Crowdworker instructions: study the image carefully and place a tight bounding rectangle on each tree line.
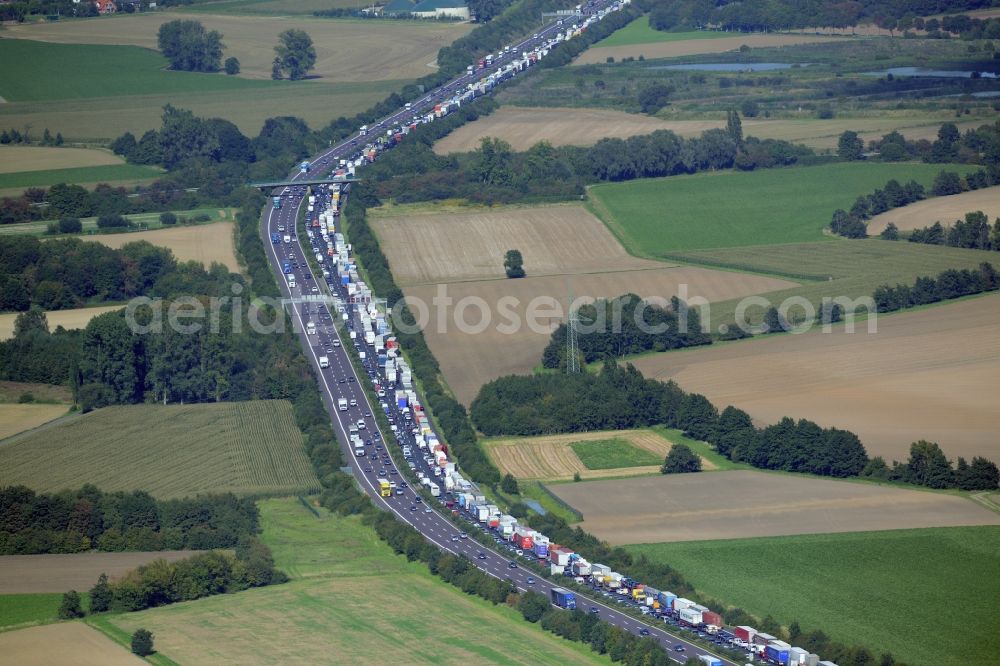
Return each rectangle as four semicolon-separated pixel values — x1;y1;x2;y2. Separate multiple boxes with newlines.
541;293;710;370
0;485;261;555
862;440;999;491
59;540;284;620
0;235;235;312
902;211;1000;250
872;261;998;313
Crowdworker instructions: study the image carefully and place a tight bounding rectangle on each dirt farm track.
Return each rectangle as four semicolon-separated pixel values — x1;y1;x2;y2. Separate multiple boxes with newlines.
633;294;1000;462
551;470;1000;545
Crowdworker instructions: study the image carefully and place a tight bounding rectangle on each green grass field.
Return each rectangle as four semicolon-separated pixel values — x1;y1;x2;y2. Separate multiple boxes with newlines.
588;162;957;254
569;438;662;470
595;16;730;48
626;527;1000;666
105;498;609;664
0;401;319;499
0;39;400;141
0;164;164;191
0;593;90;631
650;427;748;471
674;239;999;330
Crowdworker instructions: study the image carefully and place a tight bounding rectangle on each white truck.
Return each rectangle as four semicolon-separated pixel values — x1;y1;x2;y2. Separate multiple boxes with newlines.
338;398;347;411
319;356;329;369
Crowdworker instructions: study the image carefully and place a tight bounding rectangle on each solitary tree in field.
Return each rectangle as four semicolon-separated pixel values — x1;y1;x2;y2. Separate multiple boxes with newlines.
837;130;864;161
661;444;701;474
157;20;224;72
131;628;154;656
58;591;85;619
500;473;520;494
224;57;241;75
273;29;316;80
504;249;525;278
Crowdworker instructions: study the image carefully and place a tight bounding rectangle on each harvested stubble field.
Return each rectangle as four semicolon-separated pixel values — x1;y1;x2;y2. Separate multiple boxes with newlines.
576;33;848;65
627;526;1000;666
550;469;1000;546
3;13;468;83
484;428;711;481
371;203;663;285
0;305;123;340
408;266;795;405
106;498;609;665
0;145;124;173
0;623;142;666
0;404;69;441
0;551;202;594
0;401;319;499
632;294;1000;462
867;186;1000;234
87;220;239;272
433;107;973;153
0;381;72;404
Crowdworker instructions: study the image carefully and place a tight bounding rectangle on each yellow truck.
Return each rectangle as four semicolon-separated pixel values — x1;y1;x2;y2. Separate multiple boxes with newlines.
379;480;392;497
632;586;646;603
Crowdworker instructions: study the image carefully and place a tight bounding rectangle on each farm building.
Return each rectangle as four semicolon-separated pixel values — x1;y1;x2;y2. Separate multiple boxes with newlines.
382;0;469;19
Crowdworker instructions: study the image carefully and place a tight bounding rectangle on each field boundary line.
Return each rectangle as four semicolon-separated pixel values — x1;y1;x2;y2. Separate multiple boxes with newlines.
0;408;78;448
970;492;1000;515
659;251;831;282
536;482;584;521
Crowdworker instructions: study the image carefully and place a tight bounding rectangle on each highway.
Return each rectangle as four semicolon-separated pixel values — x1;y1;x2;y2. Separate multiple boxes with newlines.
257;3;739;664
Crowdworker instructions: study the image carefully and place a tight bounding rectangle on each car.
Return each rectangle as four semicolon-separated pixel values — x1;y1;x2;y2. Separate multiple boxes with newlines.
459;532;467;539
338;378;346;384
377;469;386;476
347;377;356;382
399;481;406;487
424;506;432;513
364;411;371;417
350;399;358;407
414;496;422;503
410;505;417;511
451;535;460;542
515;549;523;556
395;489;403;496
526;576;535;585
639;629;650;636
508;561;517;569
363;466;372;473
589;606;599;614
389;469;397;476
673;645;685;653
477;552;486;560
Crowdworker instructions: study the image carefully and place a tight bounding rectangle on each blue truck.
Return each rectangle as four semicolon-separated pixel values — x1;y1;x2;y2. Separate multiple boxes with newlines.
271;232;280;244
272;196;282;209
697;656;722;666
283;261;292;274
551;588;576;610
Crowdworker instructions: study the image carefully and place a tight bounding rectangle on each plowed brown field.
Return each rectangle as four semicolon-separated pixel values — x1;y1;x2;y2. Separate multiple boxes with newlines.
371;204;663;285
87;222;239;272
550;470;1000;545
867;186;1000;234
0;623;142;666
485;429;711;481
0;551;203;594
632;294;1000;461
407;266;795;404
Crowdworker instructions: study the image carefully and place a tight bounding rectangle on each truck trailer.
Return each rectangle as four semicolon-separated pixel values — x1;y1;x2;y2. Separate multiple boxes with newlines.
550;588;576;610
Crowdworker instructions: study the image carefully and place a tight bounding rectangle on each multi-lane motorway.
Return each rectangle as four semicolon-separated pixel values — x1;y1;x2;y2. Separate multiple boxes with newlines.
258;4;737;664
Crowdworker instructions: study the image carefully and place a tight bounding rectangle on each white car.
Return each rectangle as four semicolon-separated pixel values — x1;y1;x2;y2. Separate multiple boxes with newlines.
357;419;366;430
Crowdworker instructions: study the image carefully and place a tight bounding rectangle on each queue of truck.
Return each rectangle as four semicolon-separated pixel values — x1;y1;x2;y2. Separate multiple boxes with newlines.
268;3;846;664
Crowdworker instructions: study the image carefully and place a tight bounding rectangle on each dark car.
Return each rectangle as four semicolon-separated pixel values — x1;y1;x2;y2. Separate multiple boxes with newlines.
589;606;598;614
673;645;685;652
639;629;650;636
508;561;517;569
477;552;486;560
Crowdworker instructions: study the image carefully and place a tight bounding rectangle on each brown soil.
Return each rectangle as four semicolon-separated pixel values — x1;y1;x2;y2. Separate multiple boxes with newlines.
0;623;143;665
0;551;204;594
550;470;1000;545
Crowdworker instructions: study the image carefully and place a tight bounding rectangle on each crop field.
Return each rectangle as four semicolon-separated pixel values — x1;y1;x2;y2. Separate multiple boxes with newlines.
0;146;124;173
3;13;468;83
433;107;971;154
867;186;1000;234
0;551;202;595
595;18;732;48
106;498;609;665
587;162;957;255
483;429;696;481
627;527;1000;666
0;401;319;499
407;266;795;404
0;381;72;404
576;33;848;65
0;404;69;441
632;294;1000;462
182;0;372;14
0;593;88;630
0;305;123;340
0;207;235;237
0;623;141;665
550;469;1000;545
87;220;239;272
0;39;404;141
0;164;164;192
371;203;663;285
